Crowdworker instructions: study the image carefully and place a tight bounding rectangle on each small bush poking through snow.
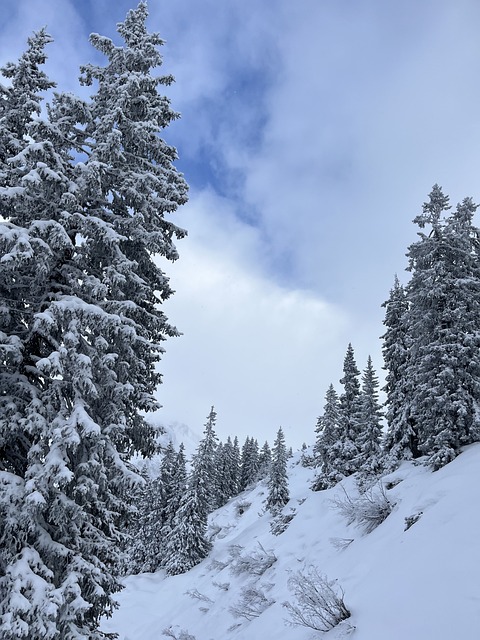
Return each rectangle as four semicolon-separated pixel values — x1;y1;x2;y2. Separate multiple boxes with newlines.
229;583;275;620
229;543;277;576
270;508;297;536
331;483;394;534
184;589;213;604
283;566;351;632
329;537;355;551
234;500;252;516
404;511;423;531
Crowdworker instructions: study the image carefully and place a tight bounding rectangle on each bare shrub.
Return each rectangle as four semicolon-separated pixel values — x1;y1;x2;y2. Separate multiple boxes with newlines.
162;627;196;640
331;483;394;534
184;589;213;604
229;542;277;576
329;537;354;551
229;583;275;620
270;508;296;536
207;558;228;571
283;566;350;632
404;511;423;531
212;580;230;591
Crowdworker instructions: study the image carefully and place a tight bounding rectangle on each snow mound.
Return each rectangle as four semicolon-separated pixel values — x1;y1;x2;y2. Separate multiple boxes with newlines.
101;444;480;640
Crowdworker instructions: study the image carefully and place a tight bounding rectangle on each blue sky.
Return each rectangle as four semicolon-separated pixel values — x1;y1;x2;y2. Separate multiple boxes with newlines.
3;0;480;448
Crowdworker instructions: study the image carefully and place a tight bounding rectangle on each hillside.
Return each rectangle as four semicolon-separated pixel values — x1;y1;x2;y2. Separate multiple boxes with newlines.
101;444;480;640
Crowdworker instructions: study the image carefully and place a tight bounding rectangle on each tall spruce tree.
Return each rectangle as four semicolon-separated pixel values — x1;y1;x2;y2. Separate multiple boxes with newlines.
336;344;362;477
163;479;211;576
406;187;480;468
239;436;260;490
0;5;187;638
215;436;238;507
191;406;219;517
381;275;419;464
311;383;343;489
356;356;383;475
257;440;272;479
266;427;289;514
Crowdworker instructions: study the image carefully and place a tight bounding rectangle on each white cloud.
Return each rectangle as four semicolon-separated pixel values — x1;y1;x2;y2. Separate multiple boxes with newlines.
156;190;352;448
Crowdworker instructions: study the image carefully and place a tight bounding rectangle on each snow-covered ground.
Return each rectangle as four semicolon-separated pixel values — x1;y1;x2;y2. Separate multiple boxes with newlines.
101;444;480;640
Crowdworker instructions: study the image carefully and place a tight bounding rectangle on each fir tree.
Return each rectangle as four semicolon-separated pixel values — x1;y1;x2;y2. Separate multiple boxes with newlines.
337;344;362;477
311;384;343;489
406;187;480;468
381;275;419;464
164;484;211;576
0;5;187;637
191;406;219;516
239;436;259;490
266;427;289;514
215;436;238;507
257;440;272;479
356;356;383;475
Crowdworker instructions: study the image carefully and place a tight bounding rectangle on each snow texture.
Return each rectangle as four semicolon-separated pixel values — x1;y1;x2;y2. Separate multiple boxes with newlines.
101;443;480;640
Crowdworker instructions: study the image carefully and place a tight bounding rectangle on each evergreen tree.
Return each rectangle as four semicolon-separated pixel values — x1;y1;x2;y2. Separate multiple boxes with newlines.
239;436;259;490
232;435;241;486
406;187;480;468
266;427;289;513
381;276;419;464
257;440;272;479
311;383;343;489
336;344;362;477
128;441;181;574
356;356;383;475
191;406;219;516
215;437;238;507
164;481;211;576
0;6;187;638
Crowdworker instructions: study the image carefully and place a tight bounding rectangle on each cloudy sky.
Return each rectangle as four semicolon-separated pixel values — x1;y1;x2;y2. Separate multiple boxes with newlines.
3;0;480;448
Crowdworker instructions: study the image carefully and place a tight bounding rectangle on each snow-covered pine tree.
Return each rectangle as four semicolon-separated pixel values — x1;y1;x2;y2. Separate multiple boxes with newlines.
381;275;419;465
129;440;181;574
311;383;343;490
0;29;58;483
257;440;272;479
164;480;211;576
336;343;363;477
0;5;187;638
191;406;219;517
239;436;260;490
266;427;289;514
215;436;239;507
232;435;241;485
406;187;480;468
356;356;383;475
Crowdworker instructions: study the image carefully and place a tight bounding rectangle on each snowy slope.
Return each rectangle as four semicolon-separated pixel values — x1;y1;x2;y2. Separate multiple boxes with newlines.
101;444;480;640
